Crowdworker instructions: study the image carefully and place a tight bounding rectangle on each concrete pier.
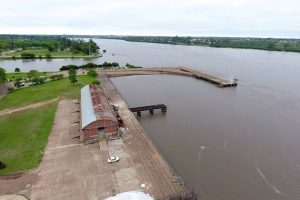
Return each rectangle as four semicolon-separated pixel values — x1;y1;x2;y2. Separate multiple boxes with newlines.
103;66;237;88
98;72;195;199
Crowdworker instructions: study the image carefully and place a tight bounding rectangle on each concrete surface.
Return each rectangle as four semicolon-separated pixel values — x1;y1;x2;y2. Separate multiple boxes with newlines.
0;195;28;200
1;76;186;200
99;73;185;199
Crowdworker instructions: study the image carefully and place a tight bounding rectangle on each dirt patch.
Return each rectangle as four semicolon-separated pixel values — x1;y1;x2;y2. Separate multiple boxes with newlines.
0;98;59;117
0;172;37;197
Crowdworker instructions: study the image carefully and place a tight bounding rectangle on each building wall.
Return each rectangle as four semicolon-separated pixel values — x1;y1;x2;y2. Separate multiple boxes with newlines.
83;119;119;141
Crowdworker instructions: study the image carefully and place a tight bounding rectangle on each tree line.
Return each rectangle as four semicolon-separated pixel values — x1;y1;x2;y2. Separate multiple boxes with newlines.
0;35;99;55
59;62;120;71
119;36;300;53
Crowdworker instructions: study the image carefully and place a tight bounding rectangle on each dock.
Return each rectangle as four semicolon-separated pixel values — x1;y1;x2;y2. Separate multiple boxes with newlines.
130;104;167;116
99;72;197;199
103;66;237;88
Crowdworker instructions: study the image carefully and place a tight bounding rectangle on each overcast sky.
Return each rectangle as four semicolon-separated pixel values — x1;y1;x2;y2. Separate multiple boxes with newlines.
0;0;299;38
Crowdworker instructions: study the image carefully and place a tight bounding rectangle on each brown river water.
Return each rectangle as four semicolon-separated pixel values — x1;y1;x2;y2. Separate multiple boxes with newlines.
1;39;300;200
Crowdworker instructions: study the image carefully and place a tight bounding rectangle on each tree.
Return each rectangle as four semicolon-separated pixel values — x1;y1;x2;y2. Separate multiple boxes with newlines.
14;77;22;88
31;76;46;85
27;70;39;79
45;53;52;59
47;46;54;52
68;68;77;85
81;63;98;69
59;65;78;71
0;67;6;84
0;67;7;94
15;68;21;73
21;52;35;60
92;80;100;85
49;74;64;81
87;69;97;78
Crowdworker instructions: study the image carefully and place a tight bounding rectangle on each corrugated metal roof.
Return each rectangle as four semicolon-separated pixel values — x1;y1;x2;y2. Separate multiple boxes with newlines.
81;85;97;129
81;84;117;129
89;85;116;121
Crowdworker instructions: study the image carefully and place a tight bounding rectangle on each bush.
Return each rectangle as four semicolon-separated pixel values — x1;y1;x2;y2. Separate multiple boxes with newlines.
68;68;77;85
15;68;21;72
59;65;78;71
14;77;23;88
27;70;39;79
21;53;35;60
7;87;15;93
31;76;46;85
87;69;97;78
98;61;120;69
81;63;98;69
0;67;6;84
45;53;52;59
57;74;64;79
49;74;64;81
59;62;120;71
125;63;142;68
92;80;100;85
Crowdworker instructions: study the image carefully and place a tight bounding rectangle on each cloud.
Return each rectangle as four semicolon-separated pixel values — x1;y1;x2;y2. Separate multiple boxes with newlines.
0;0;299;38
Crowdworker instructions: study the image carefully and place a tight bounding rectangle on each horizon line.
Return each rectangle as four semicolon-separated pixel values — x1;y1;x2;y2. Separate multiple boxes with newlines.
0;33;299;40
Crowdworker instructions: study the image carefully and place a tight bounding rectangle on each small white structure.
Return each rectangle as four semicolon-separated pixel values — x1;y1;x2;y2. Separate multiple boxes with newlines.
105;191;154;200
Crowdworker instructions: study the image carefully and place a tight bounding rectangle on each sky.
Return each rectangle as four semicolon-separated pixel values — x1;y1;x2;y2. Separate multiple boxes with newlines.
0;0;299;38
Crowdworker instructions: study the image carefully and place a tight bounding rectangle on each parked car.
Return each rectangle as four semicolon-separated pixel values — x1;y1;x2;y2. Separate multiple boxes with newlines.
107;156;119;163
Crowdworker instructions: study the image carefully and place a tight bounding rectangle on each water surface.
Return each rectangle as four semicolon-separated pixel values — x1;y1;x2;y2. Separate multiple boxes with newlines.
111;73;300;200
2;39;300;200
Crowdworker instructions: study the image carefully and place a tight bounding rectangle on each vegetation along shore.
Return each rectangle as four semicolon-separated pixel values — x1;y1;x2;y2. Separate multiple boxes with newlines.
92;35;300;53
0;35;100;60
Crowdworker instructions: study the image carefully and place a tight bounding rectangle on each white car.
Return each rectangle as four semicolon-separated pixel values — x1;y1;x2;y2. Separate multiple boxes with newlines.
107;156;120;163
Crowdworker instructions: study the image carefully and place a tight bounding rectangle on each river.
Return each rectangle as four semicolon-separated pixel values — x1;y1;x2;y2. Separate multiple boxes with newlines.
1;39;300;200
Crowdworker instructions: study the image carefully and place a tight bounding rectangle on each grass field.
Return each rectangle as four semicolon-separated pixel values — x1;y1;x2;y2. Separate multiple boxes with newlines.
2;48;87;57
0;75;97;110
0;48;101;60
6;72;50;80
0;103;57;175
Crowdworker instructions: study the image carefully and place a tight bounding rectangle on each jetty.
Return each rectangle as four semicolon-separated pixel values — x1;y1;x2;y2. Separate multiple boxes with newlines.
103;66;238;88
130;104;167;116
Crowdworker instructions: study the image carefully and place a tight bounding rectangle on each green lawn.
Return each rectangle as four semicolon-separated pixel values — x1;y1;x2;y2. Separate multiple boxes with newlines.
3;48;87;57
6;72;50;80
0;103;57;175
0;75;97;110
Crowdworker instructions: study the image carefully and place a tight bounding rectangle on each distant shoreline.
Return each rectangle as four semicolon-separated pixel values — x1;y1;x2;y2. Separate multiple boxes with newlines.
0;55;101;60
89;36;300;53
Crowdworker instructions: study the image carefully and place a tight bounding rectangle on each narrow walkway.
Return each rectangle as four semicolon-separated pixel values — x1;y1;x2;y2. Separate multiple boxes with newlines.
102;66;237;87
0;98;59;117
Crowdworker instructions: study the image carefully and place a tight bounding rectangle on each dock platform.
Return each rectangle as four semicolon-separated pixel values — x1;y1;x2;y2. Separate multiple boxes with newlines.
130;104;167;116
103;66;237;88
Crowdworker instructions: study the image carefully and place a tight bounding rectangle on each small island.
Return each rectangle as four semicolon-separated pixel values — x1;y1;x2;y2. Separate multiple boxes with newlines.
0;35;100;60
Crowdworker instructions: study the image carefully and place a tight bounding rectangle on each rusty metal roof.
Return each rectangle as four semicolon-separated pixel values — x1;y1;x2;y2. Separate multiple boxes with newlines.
81;84;117;129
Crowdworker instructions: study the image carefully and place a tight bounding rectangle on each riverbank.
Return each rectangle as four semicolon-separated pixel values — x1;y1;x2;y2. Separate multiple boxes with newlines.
0;55;101;60
96;36;300;53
